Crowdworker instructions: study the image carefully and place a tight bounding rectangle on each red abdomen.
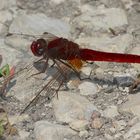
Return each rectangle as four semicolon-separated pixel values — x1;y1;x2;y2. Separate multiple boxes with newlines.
80;49;140;63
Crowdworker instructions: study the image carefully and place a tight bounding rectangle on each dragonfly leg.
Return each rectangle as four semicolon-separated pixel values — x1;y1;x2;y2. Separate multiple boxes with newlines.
54;79;64;99
85;61;94;65
50;61;56;67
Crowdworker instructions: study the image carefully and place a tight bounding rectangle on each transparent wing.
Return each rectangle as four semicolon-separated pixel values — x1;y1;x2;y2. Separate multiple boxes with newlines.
42;32;59;42
20;62;70;114
6;31;58;41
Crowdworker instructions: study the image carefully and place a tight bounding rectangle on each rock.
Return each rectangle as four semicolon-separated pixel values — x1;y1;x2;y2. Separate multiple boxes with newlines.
80;66;92;77
91;117;104;129
128;117;139;126
0;0;9;10
9;114;30;125
109;127;116;134
114;133;123;139
112;120;127;131
91;111;101;120
79;130;89;138
0;0;16;10
0;38;22;66
130;47;140;71
69;120;89;131
104;133;114;140
120;94;140;118
9;13;70;38
67;79;81;90
117;100;123;105
5;34;32;52
0;10;13;35
103;105;119;118
127;11;140;35
78;81;98;96
121;0;133;9
0;23;7;36
133;3;140;12
76;34;133;53
18;130;30;140
34;121;77;140
0;10;13;23
124;122;140;139
74;7;128;31
50;0;65;5
94;68;105;79
100;0;124;8
113;73;134;87
52;91;98;123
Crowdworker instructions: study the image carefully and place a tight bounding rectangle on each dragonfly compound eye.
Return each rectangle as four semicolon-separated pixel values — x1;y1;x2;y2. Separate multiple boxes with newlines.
31;39;46;57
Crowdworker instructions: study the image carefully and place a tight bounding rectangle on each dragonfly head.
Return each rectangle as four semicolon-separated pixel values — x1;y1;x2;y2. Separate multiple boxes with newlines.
31;39;47;57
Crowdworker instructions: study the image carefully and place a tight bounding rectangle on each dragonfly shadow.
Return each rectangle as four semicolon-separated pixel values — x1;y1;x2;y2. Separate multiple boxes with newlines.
6;80;16;92
33;60;46;71
0;79;16;100
33;60;59;80
91;75;134;89
32;60;139;93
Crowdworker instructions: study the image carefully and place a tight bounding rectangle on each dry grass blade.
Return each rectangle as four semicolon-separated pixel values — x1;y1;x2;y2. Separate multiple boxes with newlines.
0;107;18;137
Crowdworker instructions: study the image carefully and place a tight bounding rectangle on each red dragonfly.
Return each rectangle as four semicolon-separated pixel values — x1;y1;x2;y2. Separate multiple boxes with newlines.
31;33;140;68
30;33;140;75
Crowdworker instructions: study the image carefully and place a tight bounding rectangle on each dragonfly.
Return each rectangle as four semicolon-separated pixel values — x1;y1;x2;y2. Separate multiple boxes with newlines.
0;55;15;98
30;32;140;91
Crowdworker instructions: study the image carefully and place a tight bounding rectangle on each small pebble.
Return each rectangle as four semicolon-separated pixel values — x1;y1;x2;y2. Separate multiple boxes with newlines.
91;118;104;129
91;111;101;120
79;130;89;137
117;100;123;105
